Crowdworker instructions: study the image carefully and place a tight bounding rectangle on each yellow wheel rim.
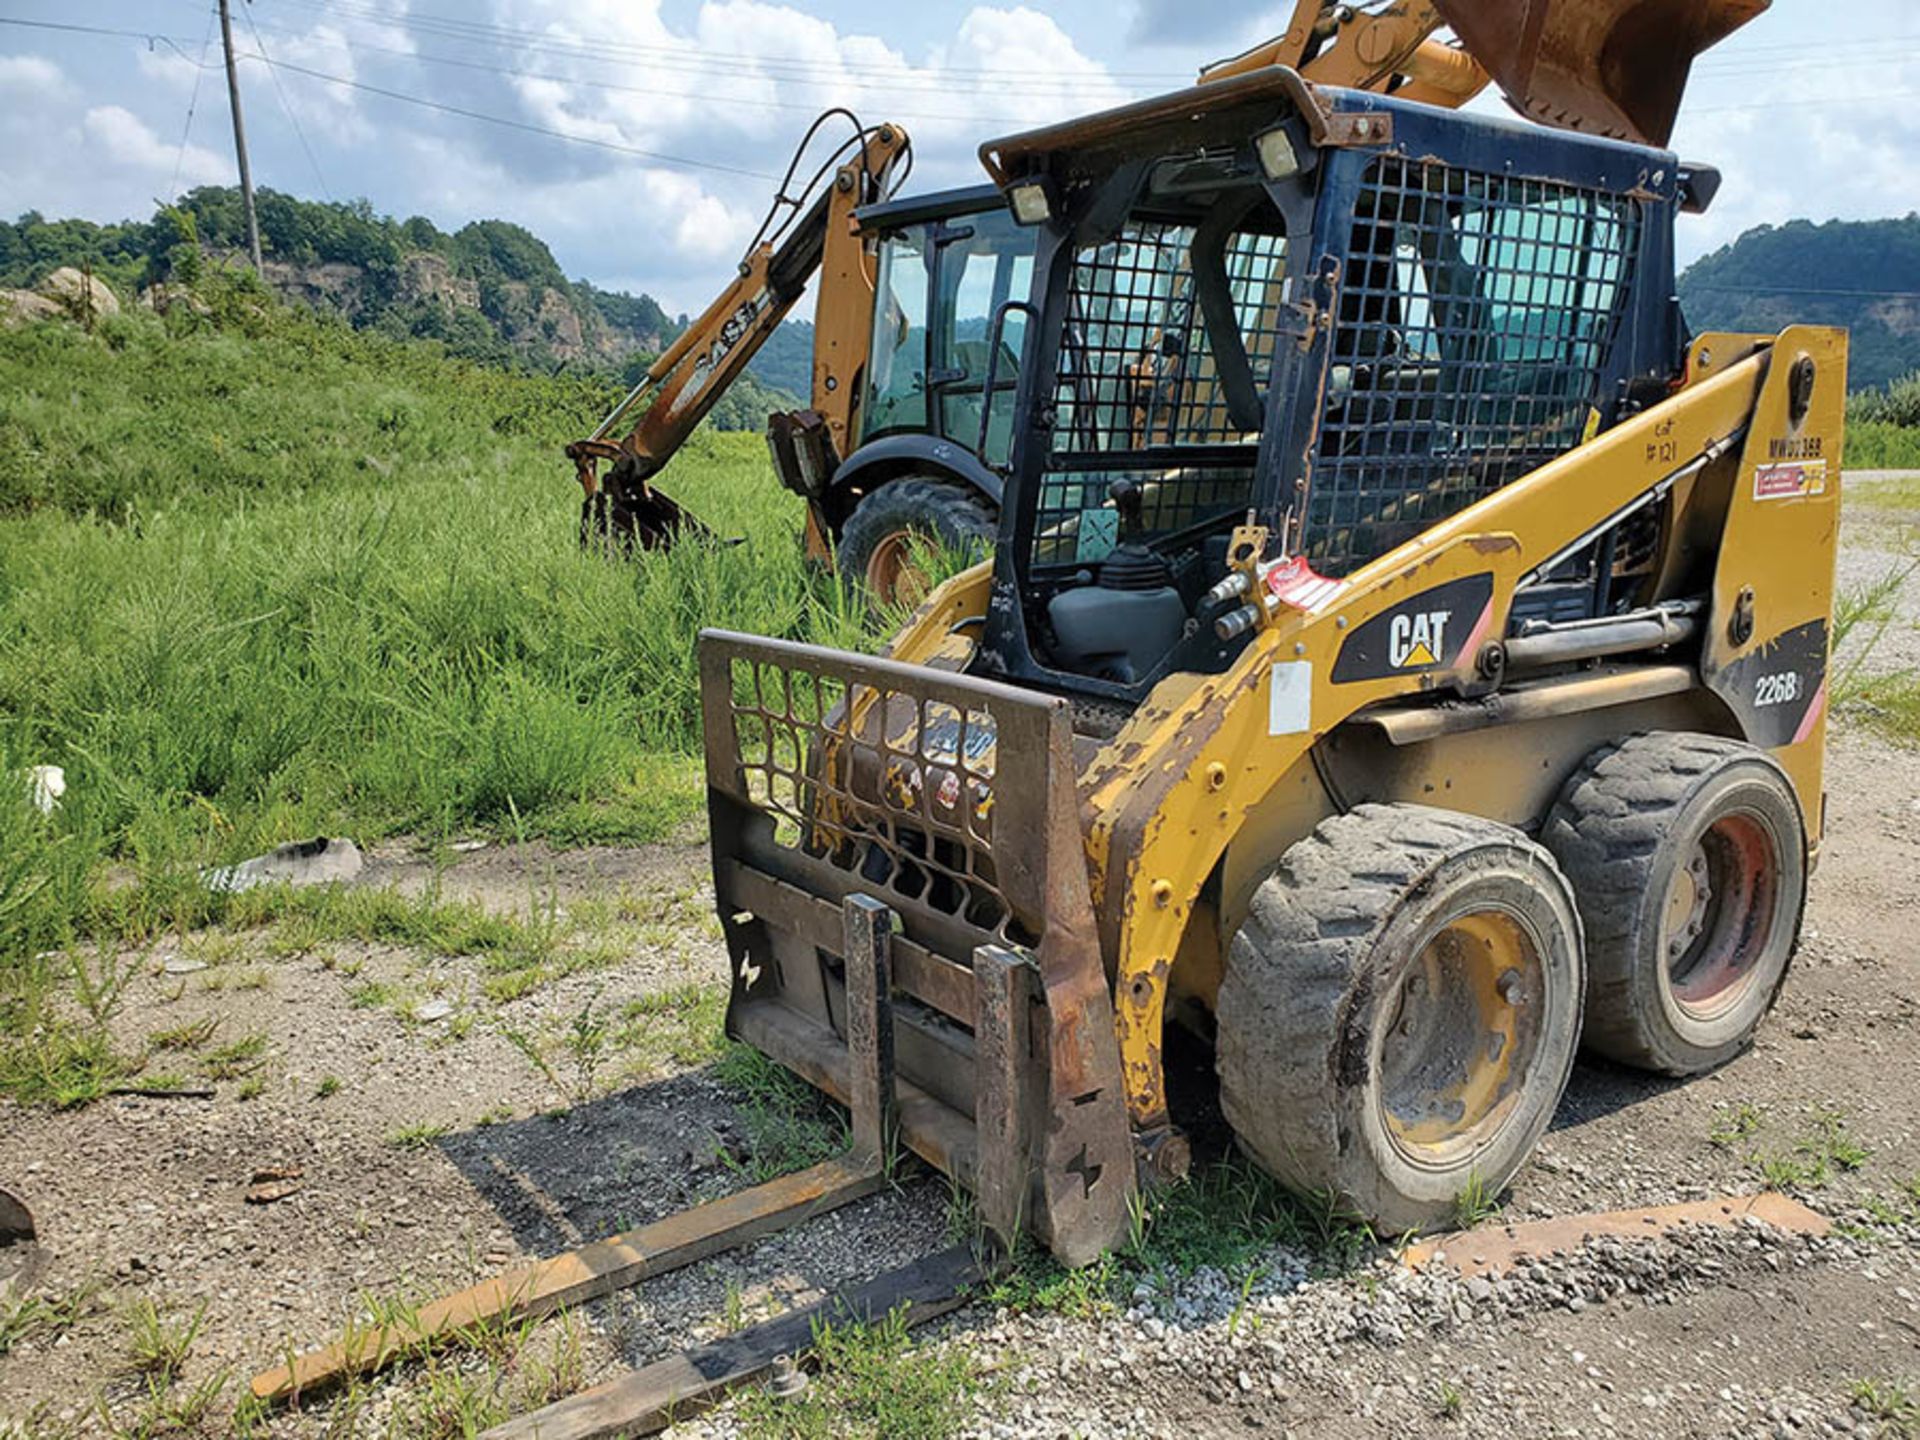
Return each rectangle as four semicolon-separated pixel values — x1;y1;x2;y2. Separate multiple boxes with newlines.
865;530;931;609
1379;908;1542;1165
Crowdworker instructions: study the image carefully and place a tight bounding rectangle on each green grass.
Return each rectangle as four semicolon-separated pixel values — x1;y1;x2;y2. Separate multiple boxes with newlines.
733;1308;983;1440
1851;1377;1920;1436
1829;554;1920;742
1847;422;1920;471
1450;1171;1503;1229
123;1297;204;1381
0;1280;102;1359
1740;1103;1871;1191
985;1155;1373;1319
0;298;901;1105
711;1042;849;1182
1708;1100;1766;1149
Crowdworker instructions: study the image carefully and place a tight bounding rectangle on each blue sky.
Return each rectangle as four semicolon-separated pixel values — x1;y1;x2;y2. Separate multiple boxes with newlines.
2;0;1916;314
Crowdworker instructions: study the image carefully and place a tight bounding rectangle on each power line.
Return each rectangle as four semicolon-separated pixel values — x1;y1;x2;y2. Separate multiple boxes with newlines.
252;52;784;180
255;0;1182;86
240;0;332;199
270;0;1920;92
168;4;218;200
0;16;782;181
232;15;1080;127
10;13;1917;190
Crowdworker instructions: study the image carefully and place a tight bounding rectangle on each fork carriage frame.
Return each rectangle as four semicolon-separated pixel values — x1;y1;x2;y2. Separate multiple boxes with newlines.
698;633;1136;1264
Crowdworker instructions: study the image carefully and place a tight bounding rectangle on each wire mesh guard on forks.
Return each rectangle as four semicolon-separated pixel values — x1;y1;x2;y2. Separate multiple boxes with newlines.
720;649;1027;943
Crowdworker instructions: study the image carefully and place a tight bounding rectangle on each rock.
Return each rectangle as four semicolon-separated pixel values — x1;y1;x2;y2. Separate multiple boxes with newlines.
415;999;454;1023
37;266;119;322
0;289;61;328
139;282;212;318
203;836;364;893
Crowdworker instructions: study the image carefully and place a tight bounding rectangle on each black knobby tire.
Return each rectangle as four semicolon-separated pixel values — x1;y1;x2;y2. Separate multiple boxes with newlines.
1216;804;1585;1234
837;478;996;608
1542;733;1807;1076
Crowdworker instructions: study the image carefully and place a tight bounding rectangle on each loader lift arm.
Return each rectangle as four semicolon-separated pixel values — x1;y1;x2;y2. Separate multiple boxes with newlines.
1202;0;1771;146
567;115;910;549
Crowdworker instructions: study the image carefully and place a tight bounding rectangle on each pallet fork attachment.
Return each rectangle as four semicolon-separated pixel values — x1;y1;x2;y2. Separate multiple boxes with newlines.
248;892;1006;1430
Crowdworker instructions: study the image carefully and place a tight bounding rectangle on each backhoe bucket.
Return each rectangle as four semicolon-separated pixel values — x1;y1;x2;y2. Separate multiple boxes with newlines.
1431;0;1769;146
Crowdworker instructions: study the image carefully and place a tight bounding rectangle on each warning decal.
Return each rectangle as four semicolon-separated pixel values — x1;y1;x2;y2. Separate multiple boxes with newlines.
1753;459;1829;502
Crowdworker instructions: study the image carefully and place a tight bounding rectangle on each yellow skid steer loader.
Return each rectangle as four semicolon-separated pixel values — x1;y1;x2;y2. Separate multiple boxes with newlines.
701;0;1824;1262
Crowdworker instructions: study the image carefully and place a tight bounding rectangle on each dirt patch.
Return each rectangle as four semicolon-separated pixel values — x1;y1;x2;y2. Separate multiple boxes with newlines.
353;836;710;920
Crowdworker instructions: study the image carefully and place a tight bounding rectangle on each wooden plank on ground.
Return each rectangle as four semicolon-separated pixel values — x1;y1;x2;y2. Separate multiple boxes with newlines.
1401;1191;1831;1280
251;1152;884;1403
480;1242;984;1440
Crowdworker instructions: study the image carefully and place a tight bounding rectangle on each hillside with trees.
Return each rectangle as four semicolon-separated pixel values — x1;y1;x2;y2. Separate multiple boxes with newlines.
0;190;802;421
1678;215;1920;391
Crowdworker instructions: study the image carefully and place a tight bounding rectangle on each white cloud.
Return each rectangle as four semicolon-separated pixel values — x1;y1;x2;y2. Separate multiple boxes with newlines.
7;0;1914;314
84;105;228;188
0;52;71;100
0;54;230;224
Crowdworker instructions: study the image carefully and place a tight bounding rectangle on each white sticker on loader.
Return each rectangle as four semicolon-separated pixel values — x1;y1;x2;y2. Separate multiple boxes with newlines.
1269;661;1312;736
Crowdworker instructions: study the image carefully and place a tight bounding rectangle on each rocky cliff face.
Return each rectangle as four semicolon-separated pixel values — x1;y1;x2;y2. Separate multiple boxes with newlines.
252;250;665;366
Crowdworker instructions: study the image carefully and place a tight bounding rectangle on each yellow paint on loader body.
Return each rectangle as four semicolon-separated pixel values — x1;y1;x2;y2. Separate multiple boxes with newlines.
888;327;1844;1133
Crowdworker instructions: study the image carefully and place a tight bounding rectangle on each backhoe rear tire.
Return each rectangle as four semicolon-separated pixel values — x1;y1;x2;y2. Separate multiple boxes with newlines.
1216;804;1585;1234
1542;733;1806;1076
838;478;995;610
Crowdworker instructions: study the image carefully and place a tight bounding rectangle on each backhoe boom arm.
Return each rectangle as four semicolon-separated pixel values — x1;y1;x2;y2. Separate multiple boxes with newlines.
566;124;909;536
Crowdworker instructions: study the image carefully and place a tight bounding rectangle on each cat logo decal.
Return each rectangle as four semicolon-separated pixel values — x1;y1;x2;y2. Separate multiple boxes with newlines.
1388;610;1451;669
1331;574;1495;685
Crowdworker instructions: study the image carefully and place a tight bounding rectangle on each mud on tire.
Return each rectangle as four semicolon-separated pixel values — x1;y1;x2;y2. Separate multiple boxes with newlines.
1543;732;1807;1076
1216;804;1585;1235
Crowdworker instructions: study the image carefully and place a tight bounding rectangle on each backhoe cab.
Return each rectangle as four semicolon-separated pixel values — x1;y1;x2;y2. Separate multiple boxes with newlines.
573;122;1033;607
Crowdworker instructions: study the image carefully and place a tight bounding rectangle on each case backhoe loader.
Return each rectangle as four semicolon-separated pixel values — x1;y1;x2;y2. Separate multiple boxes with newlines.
565;0;1616;607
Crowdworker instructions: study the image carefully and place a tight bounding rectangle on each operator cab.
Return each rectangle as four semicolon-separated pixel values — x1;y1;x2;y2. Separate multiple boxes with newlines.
972;70;1688;706
854;186;1038;468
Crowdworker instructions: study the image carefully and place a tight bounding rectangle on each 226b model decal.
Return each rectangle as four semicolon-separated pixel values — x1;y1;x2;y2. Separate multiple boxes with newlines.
1331;574;1495;684
1709;617;1829;749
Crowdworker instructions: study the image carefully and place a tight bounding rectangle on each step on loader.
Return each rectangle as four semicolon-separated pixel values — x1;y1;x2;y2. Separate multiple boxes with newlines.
259;3;1834;1433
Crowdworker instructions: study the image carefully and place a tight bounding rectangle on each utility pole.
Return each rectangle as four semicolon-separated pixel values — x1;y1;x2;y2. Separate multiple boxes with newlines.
217;0;263;272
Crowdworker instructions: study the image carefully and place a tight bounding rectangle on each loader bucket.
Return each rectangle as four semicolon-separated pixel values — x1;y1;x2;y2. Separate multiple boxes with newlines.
1431;0;1769;146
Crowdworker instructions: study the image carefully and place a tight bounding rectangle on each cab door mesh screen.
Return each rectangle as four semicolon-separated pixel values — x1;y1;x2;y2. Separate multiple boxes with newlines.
1032;221;1286;569
1301;157;1641;576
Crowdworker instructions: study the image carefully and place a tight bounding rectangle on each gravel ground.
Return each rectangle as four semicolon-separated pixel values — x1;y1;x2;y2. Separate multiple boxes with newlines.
5;477;1920;1439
